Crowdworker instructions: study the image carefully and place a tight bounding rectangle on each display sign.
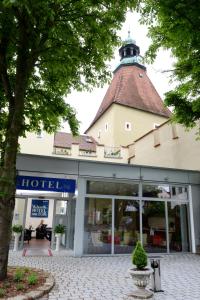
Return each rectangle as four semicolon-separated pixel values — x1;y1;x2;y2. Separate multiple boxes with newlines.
31;199;49;218
16;175;76;193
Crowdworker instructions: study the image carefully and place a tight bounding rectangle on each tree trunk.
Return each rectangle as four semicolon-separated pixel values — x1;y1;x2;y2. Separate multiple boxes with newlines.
0;196;15;280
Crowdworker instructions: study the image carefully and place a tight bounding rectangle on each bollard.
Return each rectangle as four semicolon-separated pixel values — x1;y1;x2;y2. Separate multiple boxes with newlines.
150;256;164;292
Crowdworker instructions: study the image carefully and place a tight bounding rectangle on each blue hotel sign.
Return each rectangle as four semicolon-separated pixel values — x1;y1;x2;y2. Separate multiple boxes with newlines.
31;199;49;218
16;175;76;193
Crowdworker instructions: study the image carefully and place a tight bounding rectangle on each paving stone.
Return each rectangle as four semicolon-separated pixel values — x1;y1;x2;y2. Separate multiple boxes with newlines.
8;252;200;300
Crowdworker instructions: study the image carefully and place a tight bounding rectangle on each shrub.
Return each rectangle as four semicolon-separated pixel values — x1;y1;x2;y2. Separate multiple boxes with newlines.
14;268;24;282
23;267;30;273
16;283;25;291
0;288;5;298
12;225;23;233
54;224;65;234
27;273;38;285
132;241;147;270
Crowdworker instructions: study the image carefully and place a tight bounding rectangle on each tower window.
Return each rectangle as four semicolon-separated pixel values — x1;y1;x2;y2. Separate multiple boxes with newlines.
97;130;101;138
105;123;108;132
154;123;160;129
125;122;131;131
126;48;130;56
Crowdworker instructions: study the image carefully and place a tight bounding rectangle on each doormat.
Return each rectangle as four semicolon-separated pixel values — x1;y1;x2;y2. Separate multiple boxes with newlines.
22;248;53;257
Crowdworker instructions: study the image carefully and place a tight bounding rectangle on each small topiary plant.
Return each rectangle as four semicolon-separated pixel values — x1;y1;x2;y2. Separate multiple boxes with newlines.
12;224;23;233
54;224;65;234
132;241;147;270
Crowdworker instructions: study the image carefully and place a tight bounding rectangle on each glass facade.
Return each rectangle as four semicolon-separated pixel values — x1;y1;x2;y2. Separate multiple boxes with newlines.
168;202;189;252
142;185;171;198
84;181;190;255
87;181;138;196
114;200;139;254
84;198;112;254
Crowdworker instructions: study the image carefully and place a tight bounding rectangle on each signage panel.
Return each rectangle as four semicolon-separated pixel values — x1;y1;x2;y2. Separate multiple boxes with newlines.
31;199;49;218
16;175;76;193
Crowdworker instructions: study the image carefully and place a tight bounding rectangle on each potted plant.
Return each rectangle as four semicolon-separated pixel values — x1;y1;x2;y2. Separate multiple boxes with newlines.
12;225;23;252
128;241;153;299
54;224;65;251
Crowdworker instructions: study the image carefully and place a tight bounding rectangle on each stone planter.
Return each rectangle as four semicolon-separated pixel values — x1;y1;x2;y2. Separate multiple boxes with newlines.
55;233;62;251
128;267;154;299
13;232;21;252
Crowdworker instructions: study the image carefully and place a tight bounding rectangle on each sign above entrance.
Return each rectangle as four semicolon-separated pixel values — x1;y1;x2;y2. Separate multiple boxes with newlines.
16;175;76;193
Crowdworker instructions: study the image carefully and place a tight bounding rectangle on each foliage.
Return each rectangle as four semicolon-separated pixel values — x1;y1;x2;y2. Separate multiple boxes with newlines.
16;283;25;291
12;225;23;233
0;288;5;298
14;269;24;282
27;273;38;285
0;0;137;279
23;267;30;273
132;241;147;270
0;0;137;159
135;0;200;130
54;224;65;234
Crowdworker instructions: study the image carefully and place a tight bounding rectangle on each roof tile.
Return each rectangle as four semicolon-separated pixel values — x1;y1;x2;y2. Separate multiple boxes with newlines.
85;65;171;132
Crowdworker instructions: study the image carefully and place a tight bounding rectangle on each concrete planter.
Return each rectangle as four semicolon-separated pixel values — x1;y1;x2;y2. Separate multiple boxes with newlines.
128;267;154;299
55;233;62;251
13;232;21;252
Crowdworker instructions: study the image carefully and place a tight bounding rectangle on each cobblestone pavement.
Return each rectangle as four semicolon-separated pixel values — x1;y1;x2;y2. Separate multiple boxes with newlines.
8;252;200;300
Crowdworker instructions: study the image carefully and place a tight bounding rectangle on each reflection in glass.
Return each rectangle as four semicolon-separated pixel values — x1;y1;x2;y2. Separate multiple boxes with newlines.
142;185;170;198
56;200;67;215
171;186;188;200
87;181;138;196
168;202;189;252
114;200;139;254
142;201;167;253
84;198;112;254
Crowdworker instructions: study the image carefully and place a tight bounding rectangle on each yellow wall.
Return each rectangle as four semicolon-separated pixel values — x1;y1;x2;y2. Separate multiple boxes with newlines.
87;103;169;147
19;132;54;156
130;123;200;171
86;105;116;146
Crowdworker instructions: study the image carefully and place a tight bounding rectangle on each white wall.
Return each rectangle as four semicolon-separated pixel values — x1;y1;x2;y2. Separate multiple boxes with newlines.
25;198;54;235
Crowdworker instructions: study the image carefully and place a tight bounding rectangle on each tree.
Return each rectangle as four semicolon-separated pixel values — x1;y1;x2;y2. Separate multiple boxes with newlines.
0;0;136;280
136;0;200;130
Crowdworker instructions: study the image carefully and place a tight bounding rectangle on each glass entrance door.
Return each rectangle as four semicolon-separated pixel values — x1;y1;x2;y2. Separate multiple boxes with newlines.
168;202;190;252
142;201;167;253
114;199;139;254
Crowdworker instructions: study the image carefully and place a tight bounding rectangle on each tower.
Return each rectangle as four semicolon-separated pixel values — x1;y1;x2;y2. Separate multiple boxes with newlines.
85;33;171;147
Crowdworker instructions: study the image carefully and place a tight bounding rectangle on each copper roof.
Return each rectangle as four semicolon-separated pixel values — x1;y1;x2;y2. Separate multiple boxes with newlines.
54;132;98;151
85;65;171;132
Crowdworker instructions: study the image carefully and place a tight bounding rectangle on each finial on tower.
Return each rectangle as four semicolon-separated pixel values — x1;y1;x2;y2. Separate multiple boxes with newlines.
124;29;136;45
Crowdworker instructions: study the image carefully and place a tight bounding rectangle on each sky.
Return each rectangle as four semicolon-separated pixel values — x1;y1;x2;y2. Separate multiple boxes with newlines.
63;12;175;134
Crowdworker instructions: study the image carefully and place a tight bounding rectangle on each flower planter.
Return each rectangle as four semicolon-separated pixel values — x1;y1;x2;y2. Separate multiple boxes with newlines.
13;232;21;252
128;267;154;299
55;233;62;251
